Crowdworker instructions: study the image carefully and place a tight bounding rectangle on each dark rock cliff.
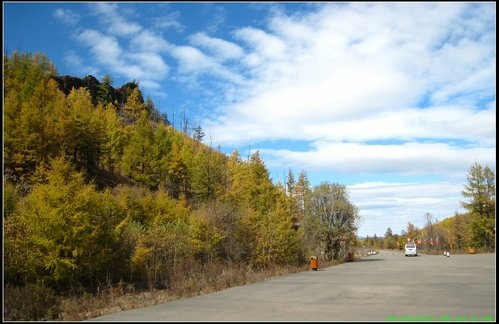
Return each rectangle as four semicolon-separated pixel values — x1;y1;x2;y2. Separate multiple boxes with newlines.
53;75;142;107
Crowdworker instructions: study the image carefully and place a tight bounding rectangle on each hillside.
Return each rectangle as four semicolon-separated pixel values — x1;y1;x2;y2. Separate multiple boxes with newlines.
4;51;335;295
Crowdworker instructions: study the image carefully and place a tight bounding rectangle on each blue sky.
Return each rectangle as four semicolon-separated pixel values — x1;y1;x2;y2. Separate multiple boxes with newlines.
4;2;496;237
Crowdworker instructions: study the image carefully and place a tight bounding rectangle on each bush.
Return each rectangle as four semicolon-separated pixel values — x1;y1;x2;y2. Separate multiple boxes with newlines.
4;282;62;320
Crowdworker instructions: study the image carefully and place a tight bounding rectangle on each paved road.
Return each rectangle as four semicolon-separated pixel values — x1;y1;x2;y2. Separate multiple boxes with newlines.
90;251;495;321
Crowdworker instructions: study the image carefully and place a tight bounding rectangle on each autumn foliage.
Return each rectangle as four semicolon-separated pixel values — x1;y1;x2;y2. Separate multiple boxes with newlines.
4;52;363;320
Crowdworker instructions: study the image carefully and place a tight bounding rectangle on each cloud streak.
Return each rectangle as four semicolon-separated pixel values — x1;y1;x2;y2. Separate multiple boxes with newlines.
53;8;80;26
260;141;494;176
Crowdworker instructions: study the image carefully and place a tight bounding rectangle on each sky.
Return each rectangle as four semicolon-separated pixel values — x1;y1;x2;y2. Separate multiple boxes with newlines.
3;2;496;238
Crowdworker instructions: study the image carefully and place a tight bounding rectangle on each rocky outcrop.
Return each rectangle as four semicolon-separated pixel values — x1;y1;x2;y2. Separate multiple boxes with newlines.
53;75;142;107
53;75;86;95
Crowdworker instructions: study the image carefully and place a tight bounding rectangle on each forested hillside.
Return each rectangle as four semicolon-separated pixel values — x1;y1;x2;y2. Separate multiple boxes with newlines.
4;52;361;319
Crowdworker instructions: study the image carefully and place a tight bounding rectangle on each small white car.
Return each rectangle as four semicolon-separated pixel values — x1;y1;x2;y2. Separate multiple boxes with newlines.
404;243;417;257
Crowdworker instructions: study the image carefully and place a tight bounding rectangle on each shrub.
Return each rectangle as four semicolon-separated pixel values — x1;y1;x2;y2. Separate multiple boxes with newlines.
4;282;62;320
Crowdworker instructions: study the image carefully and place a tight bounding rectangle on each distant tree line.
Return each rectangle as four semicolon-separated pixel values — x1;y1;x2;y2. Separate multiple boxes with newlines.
360;162;495;252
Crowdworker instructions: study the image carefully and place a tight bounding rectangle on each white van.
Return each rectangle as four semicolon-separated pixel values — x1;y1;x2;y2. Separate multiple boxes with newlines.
404;242;417;257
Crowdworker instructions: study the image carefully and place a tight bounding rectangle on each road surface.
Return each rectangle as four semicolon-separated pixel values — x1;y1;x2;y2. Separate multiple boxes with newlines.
90;251;495;321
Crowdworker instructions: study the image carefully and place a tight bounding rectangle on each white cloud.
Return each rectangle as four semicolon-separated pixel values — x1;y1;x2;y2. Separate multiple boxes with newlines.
234;27;287;61
205;103;496;149
93;3;142;37
204;3;495;154
63;50;99;76
151;11;185;32
130;30;172;53
63;50;83;67
170;45;244;85
53;8;80;26
189;32;244;61
201;4;227;34
139;80;161;91
260;141;495;177
76;29;123;66
125;52;169;79
171;45;214;73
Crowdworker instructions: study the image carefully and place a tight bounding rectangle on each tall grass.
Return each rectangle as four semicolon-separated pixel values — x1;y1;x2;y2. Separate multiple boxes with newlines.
4;258;348;321
57;261;310;321
4;282;62;321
